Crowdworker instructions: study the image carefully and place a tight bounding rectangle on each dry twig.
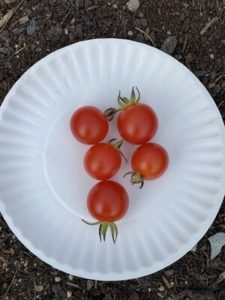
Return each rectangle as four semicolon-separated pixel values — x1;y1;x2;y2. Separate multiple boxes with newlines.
3;271;17;299
135;27;155;46
0;0;24;33
200;17;219;35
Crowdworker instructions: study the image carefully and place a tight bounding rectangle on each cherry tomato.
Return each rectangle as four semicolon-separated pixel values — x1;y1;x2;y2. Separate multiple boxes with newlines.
83;181;129;243
87;181;129;222
70;106;108;144
104;87;158;144
117;103;158;144
125;143;169;188
84;143;121;180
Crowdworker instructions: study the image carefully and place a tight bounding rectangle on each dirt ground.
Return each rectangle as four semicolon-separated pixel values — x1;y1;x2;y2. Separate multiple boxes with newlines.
0;0;225;299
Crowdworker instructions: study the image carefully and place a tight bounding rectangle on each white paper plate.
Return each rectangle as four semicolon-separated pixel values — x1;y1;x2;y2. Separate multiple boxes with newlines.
0;39;225;281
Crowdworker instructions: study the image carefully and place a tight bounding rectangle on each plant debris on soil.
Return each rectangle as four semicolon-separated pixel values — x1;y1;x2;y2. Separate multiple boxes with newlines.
0;0;225;299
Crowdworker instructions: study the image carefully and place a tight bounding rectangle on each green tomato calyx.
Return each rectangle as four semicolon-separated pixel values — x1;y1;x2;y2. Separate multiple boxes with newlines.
82;219;118;243
123;171;144;189
118;86;140;108
104;86;140;121
108;138;127;162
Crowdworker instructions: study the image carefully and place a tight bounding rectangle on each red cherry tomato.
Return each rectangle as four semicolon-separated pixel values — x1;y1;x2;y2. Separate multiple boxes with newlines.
117;103;158;144
132;143;169;180
70;106;108;144
84;181;129;243
84;143;121;180
87;181;129;222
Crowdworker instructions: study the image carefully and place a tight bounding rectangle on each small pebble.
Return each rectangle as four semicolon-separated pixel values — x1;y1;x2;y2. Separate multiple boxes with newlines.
128;30;134;36
67;290;72;298
23;260;28;267
64;28;69;35
158;285;165;292
191;245;197;252
161;36;177;54
55;276;61;282
35;285;44;292
126;0;140;12
27;19;38;35
112;4;118;9
210;53;214;59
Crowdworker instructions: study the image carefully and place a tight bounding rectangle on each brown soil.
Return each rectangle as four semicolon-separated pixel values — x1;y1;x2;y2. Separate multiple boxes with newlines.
0;0;225;299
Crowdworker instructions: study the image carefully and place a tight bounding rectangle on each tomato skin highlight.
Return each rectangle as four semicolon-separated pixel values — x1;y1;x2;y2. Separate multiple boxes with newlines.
84;143;121;180
70;106;108;144
87;181;129;222
132;143;169;180
117;103;158;144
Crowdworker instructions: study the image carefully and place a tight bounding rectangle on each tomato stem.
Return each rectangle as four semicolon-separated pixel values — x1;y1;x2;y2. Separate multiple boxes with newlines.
123;171;144;189
81;219;101;225
108;138;127;162
104;87;141;121
82;219;118;243
99;223;103;241
104;107;121;121
118;86;140;108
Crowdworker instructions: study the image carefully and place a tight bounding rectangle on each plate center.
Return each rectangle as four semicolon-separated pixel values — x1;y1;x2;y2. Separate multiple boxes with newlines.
44;108;173;221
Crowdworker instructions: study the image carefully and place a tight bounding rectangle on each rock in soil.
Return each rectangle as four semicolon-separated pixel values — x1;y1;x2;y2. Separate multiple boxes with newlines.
161;36;177;54
126;0;140;12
